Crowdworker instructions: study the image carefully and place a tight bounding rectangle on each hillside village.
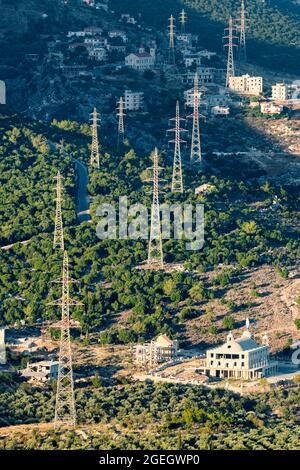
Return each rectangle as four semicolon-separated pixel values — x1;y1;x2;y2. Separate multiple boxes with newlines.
0;0;299;451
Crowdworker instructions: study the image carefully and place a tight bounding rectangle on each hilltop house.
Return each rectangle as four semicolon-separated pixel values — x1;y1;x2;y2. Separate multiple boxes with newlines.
200;328;277;380
125;47;155;72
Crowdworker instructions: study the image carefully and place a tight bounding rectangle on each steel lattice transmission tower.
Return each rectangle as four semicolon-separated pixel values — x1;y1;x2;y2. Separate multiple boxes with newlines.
168;101;187;193
238;0;247;63
53;171;64;251
179;9;187;33
117;96;125;148
147;148;164;269
224;16;238;87
189;72;202;164
90;107;100;168
52;251;81;429
168;15;176;65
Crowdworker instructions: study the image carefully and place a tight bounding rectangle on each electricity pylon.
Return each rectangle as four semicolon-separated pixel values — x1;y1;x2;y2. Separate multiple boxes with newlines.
51;251;81;429
168;15;176;65
117;96;125;149
90;107;100;168
189;72;202;164
53;171;64;251
224;16;238;86
147;148;163;269
167;101;187;193
179;9;187;33
238;0;247;63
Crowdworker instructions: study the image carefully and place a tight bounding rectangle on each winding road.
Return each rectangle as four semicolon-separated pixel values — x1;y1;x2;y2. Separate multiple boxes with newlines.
1;152;91;250
72;157;91;223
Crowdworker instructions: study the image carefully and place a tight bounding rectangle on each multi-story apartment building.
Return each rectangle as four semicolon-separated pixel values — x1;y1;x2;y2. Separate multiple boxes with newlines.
229;74;263;96
124;90;144;111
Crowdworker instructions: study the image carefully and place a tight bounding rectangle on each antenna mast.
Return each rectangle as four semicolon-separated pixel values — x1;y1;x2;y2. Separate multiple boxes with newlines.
179;9;187;33
238;0;247;63
52;251;81;429
117;96;125;148
189;73;202;164
90;107;100;168
168;15;176;65
224;16;238;86
53;171;64;251
147;148;163;269
168;101;187;192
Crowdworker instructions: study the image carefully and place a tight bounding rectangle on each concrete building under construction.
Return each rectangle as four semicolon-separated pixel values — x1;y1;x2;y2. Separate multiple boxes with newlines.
21;360;59;384
135;335;178;366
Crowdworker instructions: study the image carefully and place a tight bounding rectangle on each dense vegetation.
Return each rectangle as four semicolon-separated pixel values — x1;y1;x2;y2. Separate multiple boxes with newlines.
0;110;299;344
0;379;299;450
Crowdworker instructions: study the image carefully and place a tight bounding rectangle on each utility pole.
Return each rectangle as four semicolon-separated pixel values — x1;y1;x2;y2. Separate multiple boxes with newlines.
117;96;125;149
53;171;64;251
168;101;187;193
238;0;247;63
147;148;163;269
189;72;202;164
224;16;238;87
179;9;187;33
90;107;100;169
52;251;81;429
168;15;176;66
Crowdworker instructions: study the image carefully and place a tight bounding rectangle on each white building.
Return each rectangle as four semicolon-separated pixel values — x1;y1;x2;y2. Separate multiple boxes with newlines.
124;90;144;111
135;335;178;366
108;30;127;42
260;101;283;115
184;87;202;107
125;48;155;72
229;74;263;96
183;53;202;68
176;33;193;48
198;50;217;60
21;361;59;384
211;105;230;116
0;81;6;105
89;47;107;61
185;67;215;85
272;83;288;102
201;329;277;380
67;26;103;38
84;36;107;48
0;327;6;364
95;2;109;11
121;14;137;24
205;93;230;108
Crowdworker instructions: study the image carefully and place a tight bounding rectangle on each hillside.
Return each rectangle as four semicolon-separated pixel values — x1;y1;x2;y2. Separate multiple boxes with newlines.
0;0;300;452
113;0;300;74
